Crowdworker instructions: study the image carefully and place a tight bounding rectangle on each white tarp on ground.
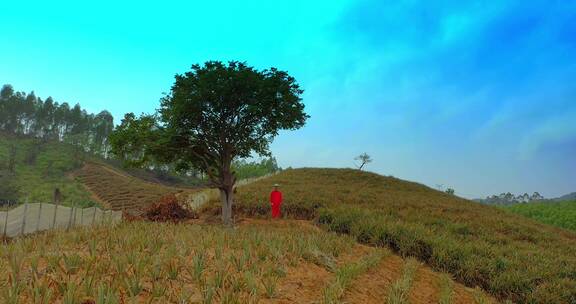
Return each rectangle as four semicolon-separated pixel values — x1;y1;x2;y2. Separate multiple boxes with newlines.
0;203;122;238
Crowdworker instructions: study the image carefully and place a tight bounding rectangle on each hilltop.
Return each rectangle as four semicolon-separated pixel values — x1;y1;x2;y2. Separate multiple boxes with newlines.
202;168;576;303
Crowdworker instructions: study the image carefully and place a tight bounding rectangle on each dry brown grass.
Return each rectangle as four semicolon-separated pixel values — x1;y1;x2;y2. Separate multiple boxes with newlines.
0;219;489;303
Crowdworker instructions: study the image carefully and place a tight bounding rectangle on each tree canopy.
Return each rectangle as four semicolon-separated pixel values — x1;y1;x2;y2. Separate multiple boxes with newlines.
110;61;309;225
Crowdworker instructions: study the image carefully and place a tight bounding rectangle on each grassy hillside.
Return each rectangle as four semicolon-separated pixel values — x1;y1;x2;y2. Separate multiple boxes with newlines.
215;168;576;303
504;200;576;231
0;134;201;212
0;220;493;303
0;134;97;208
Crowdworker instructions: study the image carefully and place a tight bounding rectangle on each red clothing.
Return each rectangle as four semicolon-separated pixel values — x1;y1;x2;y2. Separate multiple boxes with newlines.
270;190;282;204
270;190;283;218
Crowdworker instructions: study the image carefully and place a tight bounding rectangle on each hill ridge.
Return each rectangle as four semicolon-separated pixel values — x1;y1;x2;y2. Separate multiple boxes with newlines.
223;167;576;303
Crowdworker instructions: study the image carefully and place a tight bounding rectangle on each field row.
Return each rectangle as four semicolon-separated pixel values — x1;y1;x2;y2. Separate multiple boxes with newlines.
74;162;198;212
0;220;491;304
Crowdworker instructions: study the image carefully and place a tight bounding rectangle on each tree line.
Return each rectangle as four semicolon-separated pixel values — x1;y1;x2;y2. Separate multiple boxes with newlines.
477;192;545;205
0;84;114;157
0;82;284;193
232;157;282;180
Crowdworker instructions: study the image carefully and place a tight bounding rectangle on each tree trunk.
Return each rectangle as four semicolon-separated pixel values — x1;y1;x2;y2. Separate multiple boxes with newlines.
220;185;234;226
219;167;235;226
217;148;236;227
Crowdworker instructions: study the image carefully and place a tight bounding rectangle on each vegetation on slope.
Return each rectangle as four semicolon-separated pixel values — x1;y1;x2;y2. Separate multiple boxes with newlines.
322;249;387;303
504;200;576;231
0;219;490;303
221;168;576;303
0;221;353;303
1;132;281;213
74;162;199;212
0;84;210;191
0;134;97;207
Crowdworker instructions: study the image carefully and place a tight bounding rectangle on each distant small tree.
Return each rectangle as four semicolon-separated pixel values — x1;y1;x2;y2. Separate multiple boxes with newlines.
354;153;372;170
445;188;455;195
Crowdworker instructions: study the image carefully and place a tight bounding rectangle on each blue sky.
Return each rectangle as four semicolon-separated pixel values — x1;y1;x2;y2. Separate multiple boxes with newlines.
1;0;575;198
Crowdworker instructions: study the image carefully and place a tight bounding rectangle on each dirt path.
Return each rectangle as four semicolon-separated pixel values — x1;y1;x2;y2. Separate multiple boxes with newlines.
453;285;484;304
409;265;442;303
261;262;333;304
343;254;405;302
342;253;495;304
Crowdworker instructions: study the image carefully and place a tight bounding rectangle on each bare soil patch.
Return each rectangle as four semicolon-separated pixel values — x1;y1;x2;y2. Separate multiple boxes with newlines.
261;262;333;304
409;265;441;303
343;254;405;303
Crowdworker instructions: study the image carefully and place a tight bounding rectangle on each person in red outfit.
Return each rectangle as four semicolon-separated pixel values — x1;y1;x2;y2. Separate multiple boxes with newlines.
270;184;283;219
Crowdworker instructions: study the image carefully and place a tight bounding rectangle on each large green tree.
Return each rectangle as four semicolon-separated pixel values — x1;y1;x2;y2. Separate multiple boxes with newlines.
110;61;309;225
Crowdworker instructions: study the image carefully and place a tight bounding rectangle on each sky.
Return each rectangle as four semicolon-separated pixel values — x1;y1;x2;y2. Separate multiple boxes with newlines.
1;0;575;199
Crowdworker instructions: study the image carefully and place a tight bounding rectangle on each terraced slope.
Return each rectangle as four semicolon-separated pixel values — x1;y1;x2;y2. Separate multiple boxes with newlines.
0;218;493;303
75;162;199;212
215;168;576;303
